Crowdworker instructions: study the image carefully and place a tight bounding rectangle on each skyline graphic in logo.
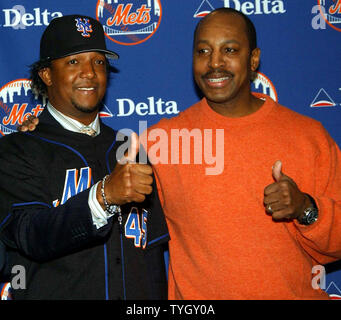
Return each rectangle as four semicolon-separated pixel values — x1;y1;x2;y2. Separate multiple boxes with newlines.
252;72;278;102
96;0;162;45
0;282;12;300
310;88;337;107
318;0;341;32
0;79;45;136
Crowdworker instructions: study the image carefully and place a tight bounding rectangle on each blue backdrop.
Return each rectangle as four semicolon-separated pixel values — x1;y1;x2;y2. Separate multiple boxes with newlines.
0;0;341;299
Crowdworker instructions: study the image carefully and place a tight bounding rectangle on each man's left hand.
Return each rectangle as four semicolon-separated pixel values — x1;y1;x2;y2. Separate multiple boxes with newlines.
263;160;310;221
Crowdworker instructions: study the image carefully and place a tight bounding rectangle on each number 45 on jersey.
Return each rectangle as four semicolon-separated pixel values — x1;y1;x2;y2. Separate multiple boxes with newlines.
125;207;148;249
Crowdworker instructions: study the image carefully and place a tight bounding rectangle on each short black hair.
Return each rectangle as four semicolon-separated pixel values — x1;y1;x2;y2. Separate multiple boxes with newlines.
194;7;257;52
29;59;51;98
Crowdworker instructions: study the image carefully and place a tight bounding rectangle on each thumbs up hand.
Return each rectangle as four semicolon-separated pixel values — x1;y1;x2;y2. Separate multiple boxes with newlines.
97;132;153;207
263;160;309;221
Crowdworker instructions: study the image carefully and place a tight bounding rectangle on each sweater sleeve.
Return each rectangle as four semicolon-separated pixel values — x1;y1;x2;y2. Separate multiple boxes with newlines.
293;125;341;265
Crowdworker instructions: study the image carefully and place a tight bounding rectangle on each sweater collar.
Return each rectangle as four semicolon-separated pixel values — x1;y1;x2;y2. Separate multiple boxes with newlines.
199;92;276;127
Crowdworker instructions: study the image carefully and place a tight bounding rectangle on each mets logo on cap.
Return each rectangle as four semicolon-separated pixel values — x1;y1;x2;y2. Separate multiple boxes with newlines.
318;0;341;32
75;17;93;37
0;79;45;136
96;0;162;45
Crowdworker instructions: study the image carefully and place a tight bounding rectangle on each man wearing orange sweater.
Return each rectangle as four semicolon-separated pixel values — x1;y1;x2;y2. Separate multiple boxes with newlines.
144;8;341;299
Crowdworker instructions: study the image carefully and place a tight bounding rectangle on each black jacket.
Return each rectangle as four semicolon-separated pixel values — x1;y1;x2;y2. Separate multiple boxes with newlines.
0;109;169;300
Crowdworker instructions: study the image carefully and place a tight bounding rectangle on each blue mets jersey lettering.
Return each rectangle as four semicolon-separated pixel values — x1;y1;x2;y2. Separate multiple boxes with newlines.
60;167;92;205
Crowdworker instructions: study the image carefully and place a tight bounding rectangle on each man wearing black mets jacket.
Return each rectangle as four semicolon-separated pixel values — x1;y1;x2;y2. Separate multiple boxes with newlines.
0;15;169;300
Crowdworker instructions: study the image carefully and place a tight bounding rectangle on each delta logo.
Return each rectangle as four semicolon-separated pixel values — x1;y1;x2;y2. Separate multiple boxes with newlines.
310;88;339;108
0;79;45;136
325;281;341;300
318;0;341;32
96;0;162;46
194;0;286;18
1;5;62;29
99;103;114;118
252;71;278;102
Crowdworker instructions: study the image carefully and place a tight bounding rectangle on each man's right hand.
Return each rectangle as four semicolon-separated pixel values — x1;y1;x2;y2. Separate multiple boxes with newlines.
96;132;153;206
18;115;39;132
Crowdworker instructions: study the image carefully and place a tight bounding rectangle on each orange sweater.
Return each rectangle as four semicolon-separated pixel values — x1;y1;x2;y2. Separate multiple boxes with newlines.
144;93;341;299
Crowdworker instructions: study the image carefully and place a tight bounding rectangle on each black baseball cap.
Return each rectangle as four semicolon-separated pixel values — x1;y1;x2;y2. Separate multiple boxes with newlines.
40;14;119;61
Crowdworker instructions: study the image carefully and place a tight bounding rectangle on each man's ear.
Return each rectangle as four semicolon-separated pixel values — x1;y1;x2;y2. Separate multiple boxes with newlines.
250;48;261;72
38;67;52;86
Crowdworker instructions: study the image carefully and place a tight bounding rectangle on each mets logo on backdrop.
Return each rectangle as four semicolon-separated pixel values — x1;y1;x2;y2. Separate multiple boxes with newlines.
318;0;341;32
0;79;45;136
252;72;278;102
96;0;162;45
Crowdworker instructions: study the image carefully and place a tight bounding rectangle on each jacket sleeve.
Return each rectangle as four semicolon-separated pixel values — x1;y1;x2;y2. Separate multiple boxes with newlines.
293;125;341;265
0;240;8;278
0;135;111;262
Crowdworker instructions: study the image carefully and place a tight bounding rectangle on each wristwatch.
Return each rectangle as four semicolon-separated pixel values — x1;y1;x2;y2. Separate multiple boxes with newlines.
297;194;319;225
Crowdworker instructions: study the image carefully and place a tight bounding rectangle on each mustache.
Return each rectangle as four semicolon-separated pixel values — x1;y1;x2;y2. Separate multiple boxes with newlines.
202;70;234;79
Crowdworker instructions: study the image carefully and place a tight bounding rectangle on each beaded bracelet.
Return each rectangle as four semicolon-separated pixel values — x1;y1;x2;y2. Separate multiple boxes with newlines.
101;175;121;217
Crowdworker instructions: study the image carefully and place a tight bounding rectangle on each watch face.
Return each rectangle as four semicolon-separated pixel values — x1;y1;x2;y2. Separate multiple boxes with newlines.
305;208;318;225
